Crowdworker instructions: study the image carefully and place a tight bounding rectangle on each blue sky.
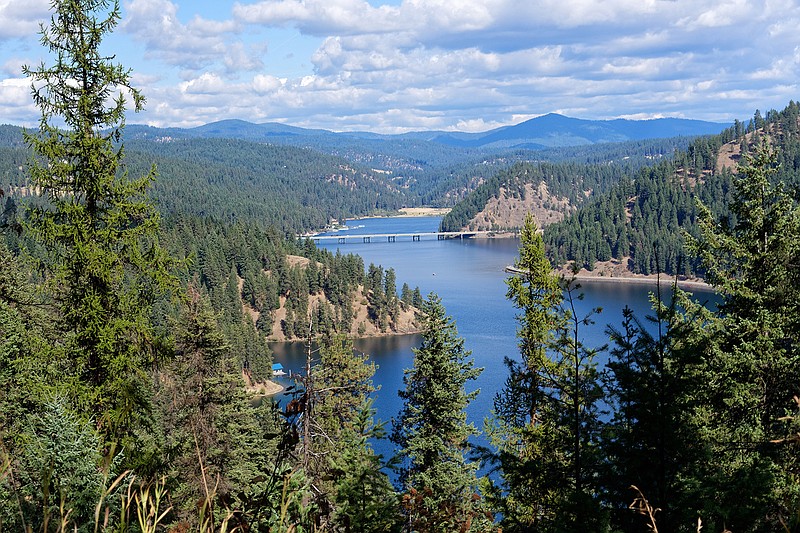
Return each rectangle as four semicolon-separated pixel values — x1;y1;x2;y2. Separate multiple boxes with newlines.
1;0;799;133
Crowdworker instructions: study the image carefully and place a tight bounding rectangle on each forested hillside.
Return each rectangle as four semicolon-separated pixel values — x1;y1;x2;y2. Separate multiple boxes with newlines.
438;136;712;232
6;2;800;531
1;124;424;352
439;160;631;232
124;112;724;175
2;121;709;234
441;102;800;277
0;129;411;233
544;102;800;275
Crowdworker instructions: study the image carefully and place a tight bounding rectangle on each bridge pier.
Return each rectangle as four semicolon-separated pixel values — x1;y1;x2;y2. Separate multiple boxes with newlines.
307;231;487;244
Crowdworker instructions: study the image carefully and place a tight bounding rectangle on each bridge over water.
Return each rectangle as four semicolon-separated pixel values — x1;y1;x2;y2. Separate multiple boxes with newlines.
304;231;490;244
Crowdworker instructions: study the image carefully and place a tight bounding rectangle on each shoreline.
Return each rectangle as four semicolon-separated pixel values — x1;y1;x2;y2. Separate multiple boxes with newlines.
267;326;423;345
301;207;453;237
395;207;451;217
350;207;452;220
244;378;285;397
269;330;423;348
507;264;713;292
567;274;713;292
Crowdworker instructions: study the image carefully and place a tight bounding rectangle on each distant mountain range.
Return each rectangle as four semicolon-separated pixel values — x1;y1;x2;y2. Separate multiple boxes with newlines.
0;113;731;231
126;113;728;151
429;113;728;149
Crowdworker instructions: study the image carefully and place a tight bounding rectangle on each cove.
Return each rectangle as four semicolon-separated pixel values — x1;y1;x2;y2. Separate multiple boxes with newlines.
270;216;717;459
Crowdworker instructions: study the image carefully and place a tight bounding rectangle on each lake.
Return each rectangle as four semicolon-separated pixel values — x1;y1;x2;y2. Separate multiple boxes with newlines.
270;216;715;459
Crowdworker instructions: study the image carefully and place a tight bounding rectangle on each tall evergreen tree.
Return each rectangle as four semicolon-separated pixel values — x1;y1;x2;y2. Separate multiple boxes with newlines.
288;334;398;531
549;277;606;530
485;214;564;531
0;243;47;443
329;399;401;533
391;293;491;532
158;284;269;529
385;267;399;325
678;139;800;530
601;290;697;532
22;0;175;450
486;214;606;532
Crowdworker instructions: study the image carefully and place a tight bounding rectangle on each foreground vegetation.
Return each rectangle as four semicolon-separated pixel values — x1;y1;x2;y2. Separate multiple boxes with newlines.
3;2;800;532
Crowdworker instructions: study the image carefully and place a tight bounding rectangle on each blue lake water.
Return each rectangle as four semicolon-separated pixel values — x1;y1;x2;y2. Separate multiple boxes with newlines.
270;216;716;461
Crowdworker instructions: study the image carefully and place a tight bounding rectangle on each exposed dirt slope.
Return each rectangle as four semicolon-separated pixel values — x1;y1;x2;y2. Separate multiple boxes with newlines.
265;289;419;342
467;182;572;231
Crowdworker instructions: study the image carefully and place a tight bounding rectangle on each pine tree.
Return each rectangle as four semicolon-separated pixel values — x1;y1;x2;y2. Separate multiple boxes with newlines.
158;284;269;528
401;282;413;307
392;293;491;532
384;267;399;325
288;333;398;530
549;277;606;531
679;139;800;530
0;243;45;442
485;214;564;531
366;263;387;330
330;400;401;533
601;291;697;532
2;397;112;532
411;287;423;308
486;214;606;532
22;0;175;450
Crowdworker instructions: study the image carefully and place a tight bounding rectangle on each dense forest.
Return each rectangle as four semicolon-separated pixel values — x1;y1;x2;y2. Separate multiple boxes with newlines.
4;2;800;532
437;137;710;234
544;102;800;275
0;130;410;234
442;101;800;277
439;160;631;232
0;123;710;231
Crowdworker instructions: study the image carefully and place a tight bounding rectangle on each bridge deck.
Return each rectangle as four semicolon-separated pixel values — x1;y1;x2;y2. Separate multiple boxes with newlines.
303;231;489;242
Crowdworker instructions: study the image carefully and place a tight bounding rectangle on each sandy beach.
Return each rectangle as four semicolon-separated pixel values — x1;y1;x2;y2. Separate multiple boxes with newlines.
396;207;451;217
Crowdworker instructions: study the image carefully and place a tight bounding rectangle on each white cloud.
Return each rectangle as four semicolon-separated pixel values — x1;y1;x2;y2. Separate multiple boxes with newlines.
454;117;509;132
233;0;404;35
677;0;759;30
0;77;29;105
4;0;800;132
253;74;283;93
0;0;50;40
122;0;264;74
0;77;37;125
180;73;231;95
1;57;26;77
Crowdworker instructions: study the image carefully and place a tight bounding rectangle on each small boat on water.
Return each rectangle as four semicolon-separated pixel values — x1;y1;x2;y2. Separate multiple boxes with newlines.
505;265;527;274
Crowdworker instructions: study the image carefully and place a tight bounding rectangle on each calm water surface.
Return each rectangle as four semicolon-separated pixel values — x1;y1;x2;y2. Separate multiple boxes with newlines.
271;216;715;459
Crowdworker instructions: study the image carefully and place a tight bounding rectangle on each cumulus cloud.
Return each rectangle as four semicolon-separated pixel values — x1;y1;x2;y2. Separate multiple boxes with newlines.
3;0;800;132
233;0;404;35
253;73;284;93
121;0;264;74
0;0;50;41
455;117;512;132
1;57;26;77
0;77;38;125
